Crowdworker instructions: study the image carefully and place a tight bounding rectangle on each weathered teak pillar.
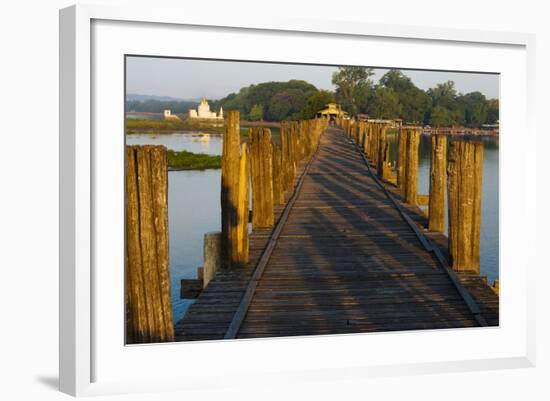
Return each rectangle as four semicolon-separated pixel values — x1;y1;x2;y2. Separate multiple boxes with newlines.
354;122;360;145
376;125;387;177
363;122;370;154
357;122;363;149
428;134;447;232
221;110;242;268
280;122;294;191
235;143;250;265
125;145;174;344
397;127;407;192
382;142;392;180
447;140;484;272
203;232;222;288
404;128;420;204
250;128;274;228
272;142;285;205
291;122;299;166
370;123;379;165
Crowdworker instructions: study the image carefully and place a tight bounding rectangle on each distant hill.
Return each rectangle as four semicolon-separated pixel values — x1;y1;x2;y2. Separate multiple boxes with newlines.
125;94;204;114
126;94;187;102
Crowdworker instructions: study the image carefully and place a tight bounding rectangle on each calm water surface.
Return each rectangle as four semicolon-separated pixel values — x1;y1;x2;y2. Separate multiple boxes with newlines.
127;130;499;322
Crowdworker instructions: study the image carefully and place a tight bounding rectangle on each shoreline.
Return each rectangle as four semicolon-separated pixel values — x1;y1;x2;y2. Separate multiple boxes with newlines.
168;166;221;171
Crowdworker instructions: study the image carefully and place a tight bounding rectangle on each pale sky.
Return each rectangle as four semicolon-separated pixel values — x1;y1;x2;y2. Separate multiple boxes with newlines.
126;56;499;100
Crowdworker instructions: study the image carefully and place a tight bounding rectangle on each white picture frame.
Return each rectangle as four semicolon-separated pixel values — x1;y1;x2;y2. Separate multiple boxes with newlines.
59;4;536;397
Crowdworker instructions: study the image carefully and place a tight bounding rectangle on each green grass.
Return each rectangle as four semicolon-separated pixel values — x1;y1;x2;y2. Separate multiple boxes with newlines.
126;118;280;137
167;150;221;170
126;118;224;134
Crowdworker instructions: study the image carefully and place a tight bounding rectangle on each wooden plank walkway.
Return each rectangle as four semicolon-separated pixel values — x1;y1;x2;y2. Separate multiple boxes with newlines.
175;126;498;341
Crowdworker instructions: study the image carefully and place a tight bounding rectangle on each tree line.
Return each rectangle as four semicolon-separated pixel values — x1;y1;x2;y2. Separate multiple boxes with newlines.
332;67;498;127
125;68;498;127
209;80;334;122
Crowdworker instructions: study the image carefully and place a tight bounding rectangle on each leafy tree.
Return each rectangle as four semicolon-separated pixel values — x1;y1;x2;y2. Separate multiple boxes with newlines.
486;99;499;124
332;67;374;115
430;105;456;127
267;89;308;121
248;104;264;121
429;81;458;105
301;90;335;119
369;86;401;119
427;81;463;126
379;70;431;124
214;80;317;121
457;91;490;127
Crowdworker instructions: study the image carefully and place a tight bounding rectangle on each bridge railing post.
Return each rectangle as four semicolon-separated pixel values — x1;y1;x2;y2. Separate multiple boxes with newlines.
447;139;484;272
221;110;245;268
397;127;407;193
203;231;222;287
125;145;174;344
428;134;447;233
376;124;387;177
250;127;274;228
404;127;420;204
235;143;250;265
280;121;295;192
363;122;370;155
272;141;285;205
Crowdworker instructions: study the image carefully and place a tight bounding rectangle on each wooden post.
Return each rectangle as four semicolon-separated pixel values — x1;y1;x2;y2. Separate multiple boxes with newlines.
397;128;407;192
447;140;484;272
291;122;299;168
203;232;222;287
280;122;295;190
250;128;274;228
221;110;241;268
126;146;148;344
404;128;420;204
149;146;173;341
236;143;250;265
428;134;447;232
125;145;174;344
363;122;370;154
370;123;379;165
382;142;392;180
376;125;387;176
357;122;364;149
272;142;285;205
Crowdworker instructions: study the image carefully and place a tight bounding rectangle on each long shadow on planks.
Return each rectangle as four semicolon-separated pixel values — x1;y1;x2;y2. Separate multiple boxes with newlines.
236;129;482;338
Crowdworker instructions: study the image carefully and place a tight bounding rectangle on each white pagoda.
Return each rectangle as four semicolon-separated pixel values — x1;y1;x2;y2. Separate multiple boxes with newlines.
188;98;223;120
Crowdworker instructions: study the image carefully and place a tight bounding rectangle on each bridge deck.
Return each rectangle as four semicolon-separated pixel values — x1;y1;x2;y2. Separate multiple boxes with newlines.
175;127;498;341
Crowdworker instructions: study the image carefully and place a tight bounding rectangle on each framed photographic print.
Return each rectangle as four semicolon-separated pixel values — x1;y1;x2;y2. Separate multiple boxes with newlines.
59;4;536;396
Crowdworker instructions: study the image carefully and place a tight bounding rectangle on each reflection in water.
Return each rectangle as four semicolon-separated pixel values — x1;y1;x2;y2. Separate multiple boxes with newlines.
126;132;222;154
387;133;499;283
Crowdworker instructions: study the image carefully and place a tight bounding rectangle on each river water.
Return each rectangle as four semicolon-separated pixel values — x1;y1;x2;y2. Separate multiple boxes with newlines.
126;131;499;322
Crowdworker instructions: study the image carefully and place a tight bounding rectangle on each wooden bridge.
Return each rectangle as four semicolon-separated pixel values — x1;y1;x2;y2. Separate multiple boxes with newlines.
173;123;499;341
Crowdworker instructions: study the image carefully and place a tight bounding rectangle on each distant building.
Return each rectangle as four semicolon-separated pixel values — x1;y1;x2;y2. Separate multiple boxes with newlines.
316;103;347;120
163;109;181;121
188;98;223;120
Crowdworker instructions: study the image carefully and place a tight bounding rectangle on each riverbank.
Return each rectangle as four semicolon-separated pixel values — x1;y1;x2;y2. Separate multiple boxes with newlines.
126;117;282;135
167;150;221;170
126;118;225;134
